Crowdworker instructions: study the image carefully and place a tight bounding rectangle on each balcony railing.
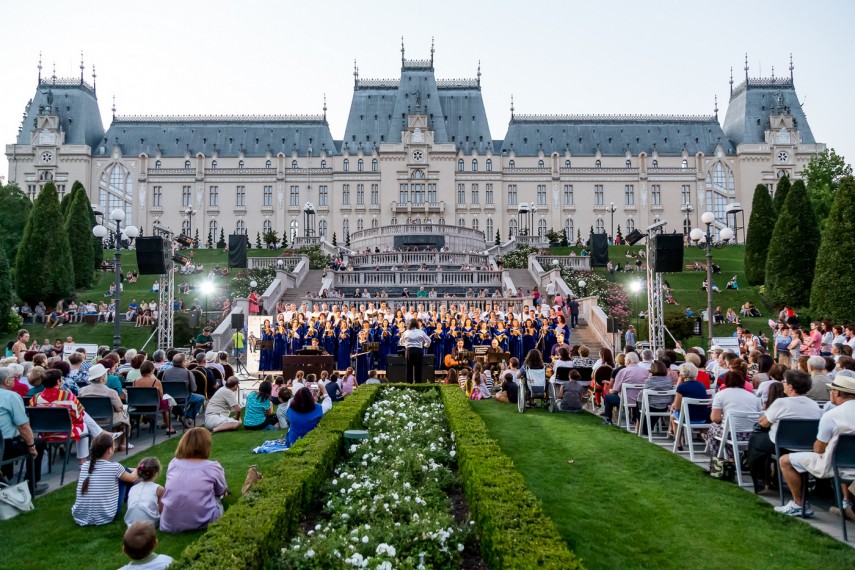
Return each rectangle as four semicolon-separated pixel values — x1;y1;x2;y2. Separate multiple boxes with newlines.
534;256;592;270
346;252;489;269
349;223;484;241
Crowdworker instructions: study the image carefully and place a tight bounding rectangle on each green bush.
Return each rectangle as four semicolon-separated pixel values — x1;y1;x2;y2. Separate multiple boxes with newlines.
439;386;584;569
502;245;538;269
173;386;380;570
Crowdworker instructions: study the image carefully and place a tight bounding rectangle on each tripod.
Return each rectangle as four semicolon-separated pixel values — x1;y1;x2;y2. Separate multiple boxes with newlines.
230;329;252;379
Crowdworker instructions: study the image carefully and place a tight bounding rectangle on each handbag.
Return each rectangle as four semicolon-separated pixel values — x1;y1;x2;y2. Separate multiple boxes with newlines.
0;481;34;520
709;456;736;483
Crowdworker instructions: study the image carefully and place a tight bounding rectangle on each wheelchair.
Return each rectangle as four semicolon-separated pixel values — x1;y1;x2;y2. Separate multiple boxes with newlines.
518;366;551;413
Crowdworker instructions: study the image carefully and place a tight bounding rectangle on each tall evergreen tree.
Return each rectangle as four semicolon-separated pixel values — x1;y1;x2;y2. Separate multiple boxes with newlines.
764;179;819;307
0;247;12;332
64;187;96;288
15;182;75;304
811;176;855;322
59;191;73;218
772;174;791;216
0;182;32;264
217;229;226;249
331;232;337;246
744;184;776;285
206;230;213;249
495;229;501;246
86;190;104;270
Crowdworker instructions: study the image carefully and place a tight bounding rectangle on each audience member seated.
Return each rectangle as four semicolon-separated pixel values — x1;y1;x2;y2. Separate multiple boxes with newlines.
118;522;173;570
160;428;228;533
124;457;164;527
72;432;139;526
0;372;48;495
243;381;279;431
285;385;332;447
80;366;132;451
806;355;832;401
204;378;242;433
705;371;762;462
161;354;205;426
556;369;588;412
275;387;294;429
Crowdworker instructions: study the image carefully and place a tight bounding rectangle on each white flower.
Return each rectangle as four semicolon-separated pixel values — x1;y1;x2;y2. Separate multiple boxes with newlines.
306;549;315;558
458;543;465;552
361;535;369;543
450;450;456;457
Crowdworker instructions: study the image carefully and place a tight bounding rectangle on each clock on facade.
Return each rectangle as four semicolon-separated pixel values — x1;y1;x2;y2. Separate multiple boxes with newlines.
412;150;424;162
41;151;53;163
777;151;789;163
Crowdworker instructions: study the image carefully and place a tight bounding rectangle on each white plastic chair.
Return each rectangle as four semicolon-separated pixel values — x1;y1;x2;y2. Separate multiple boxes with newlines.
714;410;762;487
617;383;646;430
637;389;676;442
672;397;713;461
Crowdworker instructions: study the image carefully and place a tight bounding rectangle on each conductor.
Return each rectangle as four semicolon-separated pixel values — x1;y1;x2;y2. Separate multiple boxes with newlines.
399;319;431;383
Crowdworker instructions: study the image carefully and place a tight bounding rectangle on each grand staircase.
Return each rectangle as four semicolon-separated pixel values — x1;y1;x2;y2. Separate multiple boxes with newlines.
278;270;325;304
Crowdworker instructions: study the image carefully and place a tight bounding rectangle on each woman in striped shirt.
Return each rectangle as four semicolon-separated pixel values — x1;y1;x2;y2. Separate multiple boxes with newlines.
72;432;139;526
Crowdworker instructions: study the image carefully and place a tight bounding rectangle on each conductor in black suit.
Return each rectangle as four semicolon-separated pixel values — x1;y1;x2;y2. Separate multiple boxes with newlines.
399;319;431;383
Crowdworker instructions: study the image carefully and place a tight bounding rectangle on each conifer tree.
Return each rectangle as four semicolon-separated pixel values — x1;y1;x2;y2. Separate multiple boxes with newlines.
772;174;791;216
256;232;262;249
15;182;75;304
744;184;776;285
206;230;213;249
811;176;855;322
765;179;819;307
0;247;11;332
495;229;501;246
217;229;226;249
331;232;337;246
59;190;73;218
64;186;96;288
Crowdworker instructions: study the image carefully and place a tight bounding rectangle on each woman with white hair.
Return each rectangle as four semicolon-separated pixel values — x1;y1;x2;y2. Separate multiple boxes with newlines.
669;362;711;444
5;363;28;398
79;363;132;451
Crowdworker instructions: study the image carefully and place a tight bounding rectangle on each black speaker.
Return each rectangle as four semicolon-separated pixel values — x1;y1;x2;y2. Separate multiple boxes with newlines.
653;234;685;273
625;229;645;246
386;360;434;383
231;312;245;330
135;237;169;275
590;233;609;267
228;234;248;268
606;317;618;333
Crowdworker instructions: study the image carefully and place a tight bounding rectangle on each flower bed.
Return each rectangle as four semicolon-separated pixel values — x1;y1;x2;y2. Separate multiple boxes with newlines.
276;388;469;569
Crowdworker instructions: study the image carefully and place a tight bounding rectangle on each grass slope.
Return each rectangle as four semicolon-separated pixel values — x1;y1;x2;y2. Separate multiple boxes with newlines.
472;401;852;570
0;429;282;570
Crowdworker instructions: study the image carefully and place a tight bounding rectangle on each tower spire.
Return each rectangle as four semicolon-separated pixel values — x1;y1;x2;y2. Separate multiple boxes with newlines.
789;53;794;81
37;51;42;83
744;53;749;82
112;95;116;119
771;65;775;80
92;64;97;93
401;36;405;66
323;93;327;122
52;62;56;84
477;60;481;87
714;95;719;121
729;66;733;96
353;59;358;87
430;36;434;67
80;50;85;83
510;94;514;120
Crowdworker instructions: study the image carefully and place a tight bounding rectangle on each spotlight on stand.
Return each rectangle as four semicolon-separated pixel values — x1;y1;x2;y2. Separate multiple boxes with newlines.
175;234;193;248
625;229;645;246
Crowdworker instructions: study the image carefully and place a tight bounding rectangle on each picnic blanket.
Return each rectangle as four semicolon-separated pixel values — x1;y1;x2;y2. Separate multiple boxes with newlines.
251;439;290;454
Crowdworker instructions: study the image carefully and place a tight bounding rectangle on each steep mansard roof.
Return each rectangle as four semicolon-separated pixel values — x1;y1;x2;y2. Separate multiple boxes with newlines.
17;78;104;150
722;77;815;146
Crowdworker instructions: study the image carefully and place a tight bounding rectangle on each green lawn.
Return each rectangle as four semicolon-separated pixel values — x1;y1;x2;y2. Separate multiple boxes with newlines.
0;429;284;570
472;401;852;570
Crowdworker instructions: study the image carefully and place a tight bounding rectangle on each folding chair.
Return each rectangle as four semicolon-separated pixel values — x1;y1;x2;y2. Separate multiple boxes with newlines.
192;369;209;400
222;363;235;379
672;397;713;461
0;438;29;488
637;389;676;443
617;383;645;430
832;434;855;542
78;395;129;456
161;380;190;432
715;411;762;487
125;387;161;446
26;407;73;486
773;419;820;513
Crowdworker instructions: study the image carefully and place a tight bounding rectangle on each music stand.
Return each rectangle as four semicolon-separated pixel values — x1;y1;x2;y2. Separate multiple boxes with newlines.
363;342;380;353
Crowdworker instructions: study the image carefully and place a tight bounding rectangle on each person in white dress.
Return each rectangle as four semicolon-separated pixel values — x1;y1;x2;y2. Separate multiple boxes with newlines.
125;457;165;527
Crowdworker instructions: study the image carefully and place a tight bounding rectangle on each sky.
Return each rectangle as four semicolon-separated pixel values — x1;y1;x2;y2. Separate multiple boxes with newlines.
2;0;854;182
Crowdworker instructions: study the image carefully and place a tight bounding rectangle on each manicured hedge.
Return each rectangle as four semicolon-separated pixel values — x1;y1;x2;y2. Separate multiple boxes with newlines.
172;385;380;570
439;386;585;570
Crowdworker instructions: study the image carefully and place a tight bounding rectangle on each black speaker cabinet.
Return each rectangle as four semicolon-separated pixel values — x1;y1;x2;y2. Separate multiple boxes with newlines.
231;312;245;330
386;360;434;383
590;233;609;267
653;234;685;273
228;234;248;268
135;237;169;275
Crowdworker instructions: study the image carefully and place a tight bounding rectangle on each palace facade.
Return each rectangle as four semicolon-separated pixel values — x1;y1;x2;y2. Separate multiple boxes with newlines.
5;50;824;247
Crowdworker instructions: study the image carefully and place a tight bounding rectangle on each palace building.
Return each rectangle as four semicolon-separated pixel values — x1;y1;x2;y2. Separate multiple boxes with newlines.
6;49;824;247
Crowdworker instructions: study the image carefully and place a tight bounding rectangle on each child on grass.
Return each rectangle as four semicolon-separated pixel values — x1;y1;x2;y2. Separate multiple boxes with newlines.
125;457;165;527
118;521;173;570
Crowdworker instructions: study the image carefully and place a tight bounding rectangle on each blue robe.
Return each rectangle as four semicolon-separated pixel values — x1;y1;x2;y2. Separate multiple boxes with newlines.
337;331;352;371
259;330;275;371
272;331;287;371
495;329;510;353
509;328;524;363
377;328;394;370
462;327;475;351
322;331;337;357
355;339;370;385
522;330;537;361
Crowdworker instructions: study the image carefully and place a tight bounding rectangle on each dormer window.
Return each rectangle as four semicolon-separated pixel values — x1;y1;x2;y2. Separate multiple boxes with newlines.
291;160;298;169
265;159;272;169
651;160;658;169
358;159;364;172
211;160;217;169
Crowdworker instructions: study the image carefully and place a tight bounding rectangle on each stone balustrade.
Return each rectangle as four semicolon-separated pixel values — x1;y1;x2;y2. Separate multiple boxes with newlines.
534;255;592;270
332;270;502;288
347;251;488;269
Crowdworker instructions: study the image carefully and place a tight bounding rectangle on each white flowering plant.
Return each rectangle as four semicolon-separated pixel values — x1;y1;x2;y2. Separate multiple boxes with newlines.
276;388;469;569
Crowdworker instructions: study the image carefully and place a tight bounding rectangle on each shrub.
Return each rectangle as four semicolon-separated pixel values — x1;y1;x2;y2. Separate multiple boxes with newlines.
744;184;775;286
288;245;329;270
559;268;631;329
503;245;537;269
174;386;380;570
439;386;584;569
0;247;13;332
811;176;855;322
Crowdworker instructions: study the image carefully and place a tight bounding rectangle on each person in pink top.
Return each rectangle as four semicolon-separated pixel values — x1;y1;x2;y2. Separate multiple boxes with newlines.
808;322;823;356
341;367;357;395
160;428;227;533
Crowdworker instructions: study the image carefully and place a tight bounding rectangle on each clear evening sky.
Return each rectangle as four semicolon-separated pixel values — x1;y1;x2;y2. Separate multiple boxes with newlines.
2;0;853;183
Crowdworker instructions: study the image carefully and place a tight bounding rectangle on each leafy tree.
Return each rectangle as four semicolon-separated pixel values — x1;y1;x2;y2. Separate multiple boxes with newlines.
264;230;279;249
495;229;501;246
15;182;74;304
803;148;852;233
811;176;855;322
331;232;337;246
0;247;12;332
0;182;33;264
63;186;96;288
765;179;819;307
217;229;226;249
255;232;262;249
744;184;776;286
546;228;562;247
772;174;791;216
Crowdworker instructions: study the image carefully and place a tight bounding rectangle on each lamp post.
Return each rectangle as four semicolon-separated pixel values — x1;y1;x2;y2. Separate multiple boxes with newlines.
92;209;139;350
690;212;734;345
577;279;587;297
184;206;196;246
681;203;694;237
607;202;617;243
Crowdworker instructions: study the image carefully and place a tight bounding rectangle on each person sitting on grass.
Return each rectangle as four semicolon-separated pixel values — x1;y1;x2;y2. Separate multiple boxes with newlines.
160;428;228;533
285;385;332;448
275;387;294;430
243;380;278;431
204;377;243;433
124;457;165;527
72;432;139;526
726;275;739;290
495;372;519;404
557;368;589;412
725;308;741;325
325;373;344;402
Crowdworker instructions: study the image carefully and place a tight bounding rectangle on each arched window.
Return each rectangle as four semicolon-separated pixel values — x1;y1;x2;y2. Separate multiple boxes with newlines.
238;160;245;169
595;160;601;168
412;170;425;180
683;218;692;235
154;160;162;169
357;159;364;172
625;219;634;233
472;159;478;171
596;219;605;234
509;219;518;237
564;159;571;168
486;159;492;171
458;218;466;227
371;158;378;172
651;160;658;169
625;159;632;168
290;219;298;242
291;160;298;169
39;171;53;181
265;159;272;169
263;220;272;234
390;218;397;226
371;218;378;229
343;159;350;172
538;159;545;168
681;159;688;169
357;219;364;231
318;219;327;238
537;219;547;237
236;220;246;235
438;217;445;226
565;218;574;242
508;160;515;168
472;218;479;230
181;220;190;234
99;163;133;222
208;220;217;245
211;160;217;169
321;159;327;168
457;159;464;171
342;218;349;237
486;218;493;238
184;160;191;169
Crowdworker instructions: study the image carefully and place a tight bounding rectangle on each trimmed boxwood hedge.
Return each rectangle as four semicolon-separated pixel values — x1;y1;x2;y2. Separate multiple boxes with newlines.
172;386;380;569
439;386;584;569
173;384;583;569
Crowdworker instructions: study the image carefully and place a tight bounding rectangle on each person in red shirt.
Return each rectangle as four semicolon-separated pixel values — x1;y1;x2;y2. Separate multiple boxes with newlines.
808;321;823;356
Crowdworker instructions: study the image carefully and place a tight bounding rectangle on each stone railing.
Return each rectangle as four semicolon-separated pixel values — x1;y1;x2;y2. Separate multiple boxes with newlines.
319;238;340;256
534;255;592;270
516;235;548;247
577;296;616;353
346;252;489;269
332;270;502;288
349;224;485;241
486;238;519;257
212;298;248;351
247;256;303;270
298;296;528;314
293;236;321;247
